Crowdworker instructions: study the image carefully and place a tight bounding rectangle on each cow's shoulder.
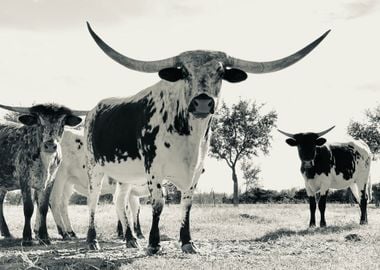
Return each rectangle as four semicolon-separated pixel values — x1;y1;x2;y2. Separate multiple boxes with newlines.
90;94;158;166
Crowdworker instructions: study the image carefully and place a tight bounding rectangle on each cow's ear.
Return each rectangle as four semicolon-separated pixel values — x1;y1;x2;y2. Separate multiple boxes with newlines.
159;68;184;82
285;138;298;147
223;68;247;83
18;115;38;126
316;137;327;146
65;115;82;127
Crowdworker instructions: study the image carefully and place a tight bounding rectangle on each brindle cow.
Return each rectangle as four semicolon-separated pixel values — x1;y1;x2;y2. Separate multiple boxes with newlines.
0;104;85;245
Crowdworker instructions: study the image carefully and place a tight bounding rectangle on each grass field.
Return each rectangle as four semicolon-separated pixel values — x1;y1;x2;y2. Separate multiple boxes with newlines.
0;203;379;269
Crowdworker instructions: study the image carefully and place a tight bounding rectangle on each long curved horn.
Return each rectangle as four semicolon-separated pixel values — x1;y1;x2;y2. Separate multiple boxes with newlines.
70;110;89;116
316;126;335;137
0;104;30;114
277;129;295;138
226;30;330;73
87;22;179;73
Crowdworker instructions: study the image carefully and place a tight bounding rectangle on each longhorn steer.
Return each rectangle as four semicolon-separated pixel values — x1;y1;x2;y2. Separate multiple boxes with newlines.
0;104;85;245
38;129;147;240
279;127;372;227
84;22;330;254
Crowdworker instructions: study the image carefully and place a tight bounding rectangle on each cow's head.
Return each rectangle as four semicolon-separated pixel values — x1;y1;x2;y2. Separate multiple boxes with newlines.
278;126;335;168
87;22;330;119
0;103;87;155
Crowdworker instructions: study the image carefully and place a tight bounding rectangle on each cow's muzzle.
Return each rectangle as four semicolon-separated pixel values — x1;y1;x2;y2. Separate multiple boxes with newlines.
303;160;315;169
43;140;58;153
188;94;215;118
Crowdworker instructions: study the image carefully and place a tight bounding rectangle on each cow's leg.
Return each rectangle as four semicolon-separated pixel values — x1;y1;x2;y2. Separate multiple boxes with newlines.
116;220;123;239
0;190;12;238
129;192;144;239
21;187;34;246
359;184;368;225
308;196;316;227
147;176;164;255
49;178;70;240
180;188;197;253
86;170;104;250
305;183;316;227
318;190;328;227
115;183;138;248
60;183;77;238
35;181;55;245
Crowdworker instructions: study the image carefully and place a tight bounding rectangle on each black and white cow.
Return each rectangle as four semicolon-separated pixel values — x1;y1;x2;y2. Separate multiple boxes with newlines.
84;22;330;254
278;127;372;227
0;104;85;245
38;129;147;240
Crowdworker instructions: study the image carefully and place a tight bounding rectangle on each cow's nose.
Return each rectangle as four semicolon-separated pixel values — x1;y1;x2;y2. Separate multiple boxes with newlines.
43;140;57;153
188;94;215;118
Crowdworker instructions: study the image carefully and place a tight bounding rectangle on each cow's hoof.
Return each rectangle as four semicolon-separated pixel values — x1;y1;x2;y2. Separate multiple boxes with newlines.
88;240;100;250
126;239;140;248
62;233;72;241
22;239;33;246
309;223;316;228
182;242;197;254
320;222;327;228
39;238;51;245
68;231;77;239
146;245;161;256
360;220;368;225
137;233;145;240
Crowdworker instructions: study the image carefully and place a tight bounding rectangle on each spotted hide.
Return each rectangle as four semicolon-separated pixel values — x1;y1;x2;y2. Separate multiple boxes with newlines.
36;129;148;240
84;22;330;254
0;104;84;246
279;127;372;227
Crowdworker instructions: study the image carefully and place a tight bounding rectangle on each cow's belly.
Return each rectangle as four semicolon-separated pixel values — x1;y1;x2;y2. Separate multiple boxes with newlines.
99;159;147;185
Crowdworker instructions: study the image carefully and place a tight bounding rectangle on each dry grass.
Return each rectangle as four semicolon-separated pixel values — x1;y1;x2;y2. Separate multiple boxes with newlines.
0;203;379;269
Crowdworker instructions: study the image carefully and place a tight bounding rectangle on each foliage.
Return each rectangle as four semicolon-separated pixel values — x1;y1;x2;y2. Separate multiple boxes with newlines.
347;105;380;159
240;160;261;192
209;100;277;205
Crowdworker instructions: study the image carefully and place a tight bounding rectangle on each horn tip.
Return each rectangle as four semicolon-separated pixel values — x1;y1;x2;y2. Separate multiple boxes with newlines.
86;21;92;30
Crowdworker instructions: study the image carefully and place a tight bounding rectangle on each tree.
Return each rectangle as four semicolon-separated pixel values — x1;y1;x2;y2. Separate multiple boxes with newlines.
241;159;261;192
209;100;277;206
347;105;380;159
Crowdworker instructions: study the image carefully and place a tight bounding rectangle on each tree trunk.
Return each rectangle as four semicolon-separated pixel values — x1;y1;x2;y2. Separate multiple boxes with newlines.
232;167;239;206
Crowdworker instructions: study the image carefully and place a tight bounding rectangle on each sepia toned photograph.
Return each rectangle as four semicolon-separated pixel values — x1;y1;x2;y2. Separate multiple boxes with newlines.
0;0;379;269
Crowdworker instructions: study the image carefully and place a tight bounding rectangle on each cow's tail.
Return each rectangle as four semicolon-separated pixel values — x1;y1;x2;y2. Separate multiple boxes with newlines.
367;174;372;202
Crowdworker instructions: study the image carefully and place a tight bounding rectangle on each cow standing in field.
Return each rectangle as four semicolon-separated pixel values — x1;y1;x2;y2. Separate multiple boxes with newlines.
84;22;330;254
37;129;147;240
0;104;85;245
278;127;372;227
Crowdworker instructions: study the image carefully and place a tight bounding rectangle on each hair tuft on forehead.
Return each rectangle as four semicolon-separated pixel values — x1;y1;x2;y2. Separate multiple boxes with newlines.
29;103;72;117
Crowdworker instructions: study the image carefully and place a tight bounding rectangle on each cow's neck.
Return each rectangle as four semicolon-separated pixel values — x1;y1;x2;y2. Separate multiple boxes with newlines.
17;126;54;190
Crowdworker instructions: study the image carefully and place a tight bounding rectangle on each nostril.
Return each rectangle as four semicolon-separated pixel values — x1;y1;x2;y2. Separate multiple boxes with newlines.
193;100;199;106
208;101;213;107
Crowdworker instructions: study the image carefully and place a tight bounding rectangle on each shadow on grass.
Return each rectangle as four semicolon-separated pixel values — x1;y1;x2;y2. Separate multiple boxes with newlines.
0;237;151;270
255;223;359;242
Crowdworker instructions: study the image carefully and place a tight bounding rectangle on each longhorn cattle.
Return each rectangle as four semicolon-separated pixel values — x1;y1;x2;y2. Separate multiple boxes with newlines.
278;127;372;227
0;104;85;245
84;22;330;254
35;129;147;240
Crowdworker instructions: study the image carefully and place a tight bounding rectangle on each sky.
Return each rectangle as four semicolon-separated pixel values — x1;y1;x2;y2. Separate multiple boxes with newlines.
0;0;379;193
